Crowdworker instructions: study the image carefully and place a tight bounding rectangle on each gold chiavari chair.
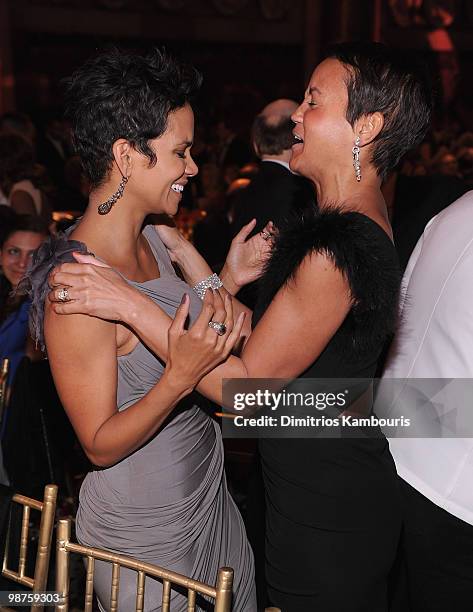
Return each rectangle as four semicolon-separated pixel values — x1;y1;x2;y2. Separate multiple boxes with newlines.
1;484;58;612
56;517;234;612
0;358;9;427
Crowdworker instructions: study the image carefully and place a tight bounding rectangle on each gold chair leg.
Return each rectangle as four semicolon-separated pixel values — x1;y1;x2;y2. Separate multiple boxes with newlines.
214;567;233;612
31;484;58;612
56;519;71;612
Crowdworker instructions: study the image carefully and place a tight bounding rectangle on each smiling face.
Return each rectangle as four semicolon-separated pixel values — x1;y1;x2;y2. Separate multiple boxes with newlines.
130;104;198;216
1;230;45;288
290;59;356;181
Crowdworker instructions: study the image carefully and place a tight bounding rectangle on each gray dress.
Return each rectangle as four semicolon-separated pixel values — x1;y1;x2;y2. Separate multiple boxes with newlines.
75;225;256;611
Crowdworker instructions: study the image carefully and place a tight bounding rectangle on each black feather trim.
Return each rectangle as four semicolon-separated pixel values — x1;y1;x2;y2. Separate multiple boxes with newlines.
255;206;401;355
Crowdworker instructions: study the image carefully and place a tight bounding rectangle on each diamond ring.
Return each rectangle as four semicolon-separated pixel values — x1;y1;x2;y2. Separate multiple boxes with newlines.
208;321;227;336
58;287;70;302
260;230;271;241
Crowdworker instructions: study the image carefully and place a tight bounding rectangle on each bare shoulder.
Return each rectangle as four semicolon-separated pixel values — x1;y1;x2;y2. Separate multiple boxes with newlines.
44;296;118;419
242;250;353;378
44;299;115;365
287;250;352;303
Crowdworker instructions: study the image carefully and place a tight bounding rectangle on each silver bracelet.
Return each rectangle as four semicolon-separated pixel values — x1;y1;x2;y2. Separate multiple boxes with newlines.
193;273;223;300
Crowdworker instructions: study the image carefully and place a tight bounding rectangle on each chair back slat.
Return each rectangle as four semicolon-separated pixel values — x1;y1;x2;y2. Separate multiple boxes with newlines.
135;570;145;612
187;588;196;611
2;484;58;612
84;556;95;612
32;484;57;600
2;519;10;574
18;505;30;578
214;567;234;612
56;518;234;612
110;562;120;612
55;517;71;612
161;579;171;612
1;568;34;588
65;540;218;596
11;494;43;512
0;358;9;424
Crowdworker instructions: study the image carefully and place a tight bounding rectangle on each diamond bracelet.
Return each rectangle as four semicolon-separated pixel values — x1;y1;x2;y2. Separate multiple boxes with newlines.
193;273;224;300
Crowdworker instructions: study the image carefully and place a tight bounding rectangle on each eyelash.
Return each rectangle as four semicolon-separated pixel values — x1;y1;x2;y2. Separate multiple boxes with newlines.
177;152;186;159
308;101;317;107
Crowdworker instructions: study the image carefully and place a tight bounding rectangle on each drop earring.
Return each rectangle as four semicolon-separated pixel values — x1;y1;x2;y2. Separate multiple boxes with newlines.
97;173;128;215
352;136;361;182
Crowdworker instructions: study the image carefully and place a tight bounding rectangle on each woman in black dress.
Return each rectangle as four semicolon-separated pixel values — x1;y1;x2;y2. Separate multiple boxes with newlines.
48;42;432;610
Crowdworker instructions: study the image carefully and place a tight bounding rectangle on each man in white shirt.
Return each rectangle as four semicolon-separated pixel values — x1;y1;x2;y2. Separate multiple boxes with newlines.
380;190;473;610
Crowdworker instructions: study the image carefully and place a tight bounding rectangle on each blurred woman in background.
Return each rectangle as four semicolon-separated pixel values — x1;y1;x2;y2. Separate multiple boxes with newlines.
0;212;48;388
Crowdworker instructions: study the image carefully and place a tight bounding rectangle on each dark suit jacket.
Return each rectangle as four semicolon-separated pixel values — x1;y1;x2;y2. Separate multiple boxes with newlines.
230;161;315;307
37;136;66;189
231;160;315;236
392;174;467;270
220;135;253;170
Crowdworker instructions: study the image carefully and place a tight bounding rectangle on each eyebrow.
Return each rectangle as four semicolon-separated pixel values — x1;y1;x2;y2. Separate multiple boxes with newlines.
176;140;193;147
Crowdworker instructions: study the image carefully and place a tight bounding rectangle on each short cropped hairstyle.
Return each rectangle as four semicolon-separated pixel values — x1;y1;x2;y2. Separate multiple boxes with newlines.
327;42;433;180
64;48;202;188
252;115;295;156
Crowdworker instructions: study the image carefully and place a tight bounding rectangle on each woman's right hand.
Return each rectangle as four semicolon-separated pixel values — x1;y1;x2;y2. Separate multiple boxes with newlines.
48;253;139;323
164;290;246;392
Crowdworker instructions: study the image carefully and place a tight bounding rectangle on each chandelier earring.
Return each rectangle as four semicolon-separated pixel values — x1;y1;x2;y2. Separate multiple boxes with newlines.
97;172;129;215
352;135;361;182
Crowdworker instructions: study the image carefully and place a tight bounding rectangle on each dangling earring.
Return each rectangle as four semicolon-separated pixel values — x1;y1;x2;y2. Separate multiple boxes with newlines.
97;174;128;215
352;136;361;182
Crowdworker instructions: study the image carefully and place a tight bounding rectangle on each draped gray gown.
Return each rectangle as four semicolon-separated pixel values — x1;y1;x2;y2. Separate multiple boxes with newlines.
75;225;256;611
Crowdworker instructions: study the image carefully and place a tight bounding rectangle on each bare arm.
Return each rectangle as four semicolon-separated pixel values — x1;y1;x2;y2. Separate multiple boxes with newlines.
127;251;352;400
239;253;352;378
45;291;244;467
49;263;248;404
50;251;352;404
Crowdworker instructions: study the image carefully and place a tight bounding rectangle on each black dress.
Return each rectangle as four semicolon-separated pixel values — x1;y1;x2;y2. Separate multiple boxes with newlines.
253;208;402;612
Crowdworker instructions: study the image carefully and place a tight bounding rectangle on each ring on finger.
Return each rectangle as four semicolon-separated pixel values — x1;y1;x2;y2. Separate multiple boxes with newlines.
208;321;227;336
260;230;271;241
57;287;70;302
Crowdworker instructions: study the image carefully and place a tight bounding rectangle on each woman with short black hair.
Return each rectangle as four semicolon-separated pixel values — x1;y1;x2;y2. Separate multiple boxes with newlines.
24;48;256;611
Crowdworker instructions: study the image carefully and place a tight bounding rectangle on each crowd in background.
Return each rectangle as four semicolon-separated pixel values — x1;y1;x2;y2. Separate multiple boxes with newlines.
0;96;472;504
0;48;471;608
0;107;472;252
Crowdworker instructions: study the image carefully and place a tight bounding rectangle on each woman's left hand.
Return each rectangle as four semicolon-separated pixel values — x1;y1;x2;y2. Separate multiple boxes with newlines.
48;253;139;322
165;290;246;392
221;219;274;293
